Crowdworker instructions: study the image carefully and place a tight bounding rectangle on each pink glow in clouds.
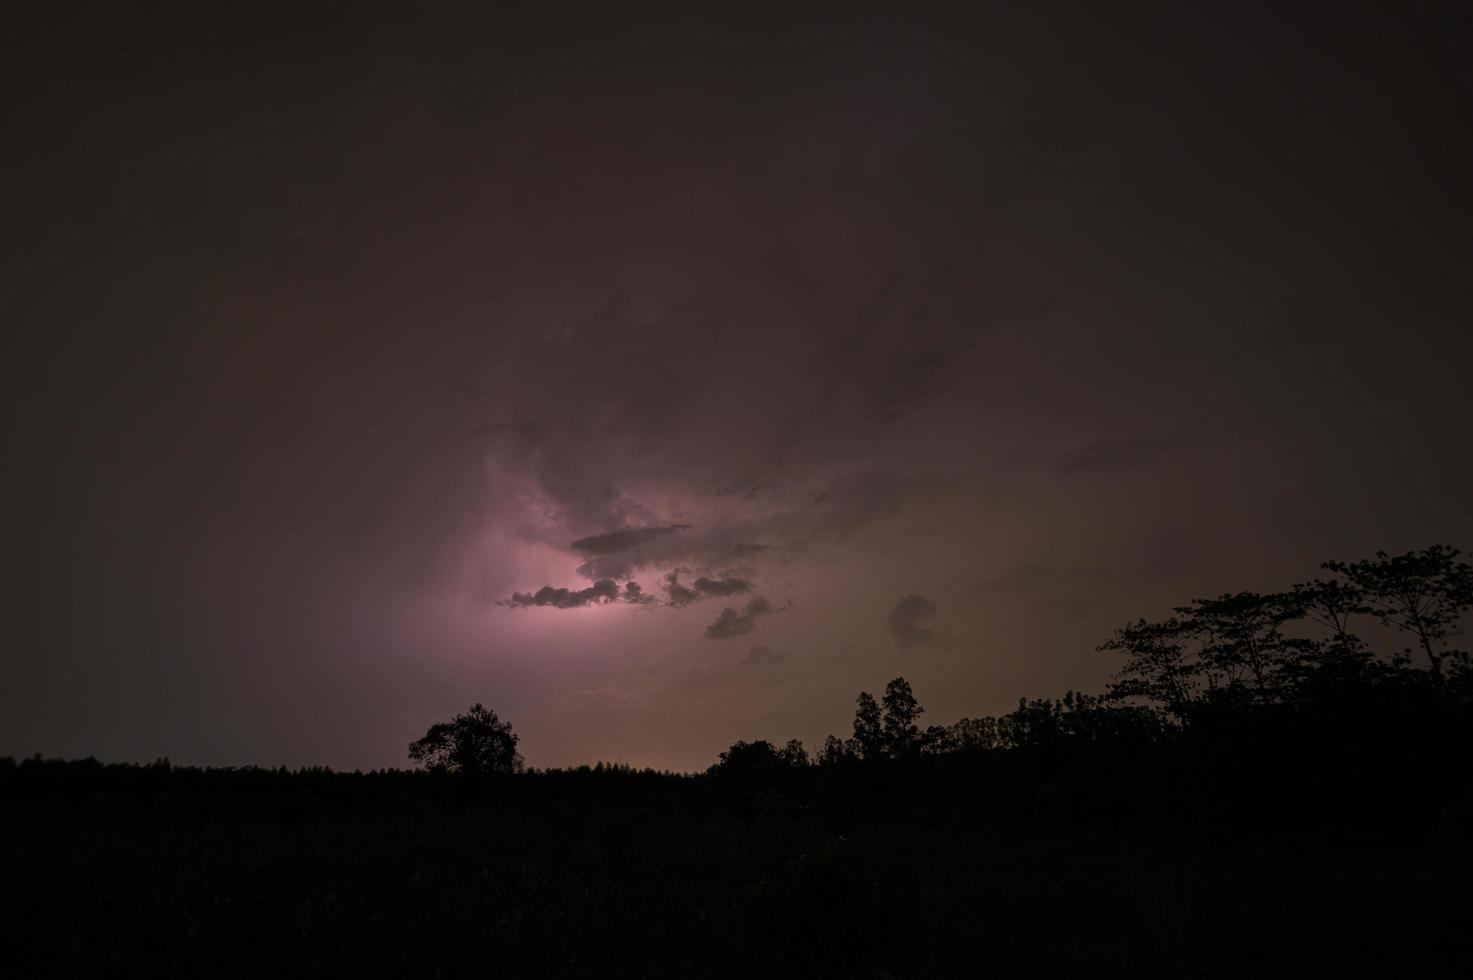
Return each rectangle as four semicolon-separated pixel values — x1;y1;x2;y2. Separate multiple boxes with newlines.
5;2;1472;772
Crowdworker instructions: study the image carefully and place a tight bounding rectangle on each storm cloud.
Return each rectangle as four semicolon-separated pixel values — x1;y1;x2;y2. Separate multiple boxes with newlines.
704;598;775;640
501;580;651;609
732;644;789;674
665;573;754;607
570;525;691;555
886;595;938;650
3;2;1470;773
693;576;753;598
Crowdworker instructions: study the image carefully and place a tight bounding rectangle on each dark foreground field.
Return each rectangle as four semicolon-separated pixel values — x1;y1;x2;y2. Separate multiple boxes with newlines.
4;723;1470;979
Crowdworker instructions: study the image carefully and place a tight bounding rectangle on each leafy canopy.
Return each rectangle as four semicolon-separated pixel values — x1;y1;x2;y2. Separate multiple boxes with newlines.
408;703;524;775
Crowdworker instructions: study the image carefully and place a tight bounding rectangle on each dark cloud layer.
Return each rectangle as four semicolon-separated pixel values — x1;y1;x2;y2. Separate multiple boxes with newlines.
887;595;938;650
570;525;691;555
660;572;755;609
2;2;1470;771
733;645;788;674
663;573;701;608
693;577;753;598
569;526;694;579
506;571;755;622
671;573;756;605
705;598;775;640
502;580;650;609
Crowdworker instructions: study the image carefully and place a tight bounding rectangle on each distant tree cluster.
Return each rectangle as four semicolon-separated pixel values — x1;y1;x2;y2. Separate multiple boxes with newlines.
795;685;1163;768
840;678;926;760
704;737;810;782
705;545;1472;773
414;546;1471;776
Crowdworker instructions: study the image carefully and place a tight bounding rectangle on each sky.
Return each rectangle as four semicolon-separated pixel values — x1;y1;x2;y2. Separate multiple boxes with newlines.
3;2;1471;771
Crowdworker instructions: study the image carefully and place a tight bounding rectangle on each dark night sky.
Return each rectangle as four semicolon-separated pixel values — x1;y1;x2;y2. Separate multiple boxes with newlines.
3;2;1471;771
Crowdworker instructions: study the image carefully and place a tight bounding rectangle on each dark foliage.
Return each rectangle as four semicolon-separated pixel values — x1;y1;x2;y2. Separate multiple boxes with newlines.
5;546;1471;977
881;677;924;756
1098;547;1473;724
1323;545;1473;677
848;690;885;760
407;703;523;776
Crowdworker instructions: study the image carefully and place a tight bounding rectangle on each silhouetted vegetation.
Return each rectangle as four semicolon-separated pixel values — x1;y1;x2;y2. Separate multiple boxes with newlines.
5;547;1471;977
407;702;524;775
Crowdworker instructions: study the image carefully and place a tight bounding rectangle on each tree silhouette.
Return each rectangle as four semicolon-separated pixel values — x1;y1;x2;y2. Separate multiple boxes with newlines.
881;677;924;756
947;716;1000;752
1103;592;1318;718
816;734;851;765
1099;616;1199;721
709;739;810;784
998;697;1069;749
1323;546;1473;678
1292;576;1370;665
779;738;810;767
1178;590;1311;702
920;724;954;754
849;691;885;760
997;691;1162;749
408;703;524;775
1099;545;1471;723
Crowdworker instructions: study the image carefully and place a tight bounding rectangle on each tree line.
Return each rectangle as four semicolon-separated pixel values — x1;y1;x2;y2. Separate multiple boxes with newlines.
409;545;1472;776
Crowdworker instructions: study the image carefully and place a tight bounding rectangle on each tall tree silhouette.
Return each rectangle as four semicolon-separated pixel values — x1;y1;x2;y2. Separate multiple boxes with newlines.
882;677;924;756
850;691;885;760
408;704;524;775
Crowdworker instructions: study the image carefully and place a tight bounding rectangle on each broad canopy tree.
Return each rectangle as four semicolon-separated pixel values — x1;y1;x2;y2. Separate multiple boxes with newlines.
708;738;811;780
1323;545;1472;678
408;703;524;775
1101;546;1473;722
